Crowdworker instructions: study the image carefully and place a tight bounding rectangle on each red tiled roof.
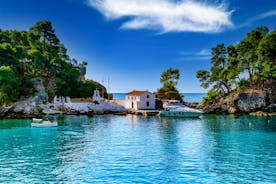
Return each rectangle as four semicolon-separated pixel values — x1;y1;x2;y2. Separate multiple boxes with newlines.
126;90;147;96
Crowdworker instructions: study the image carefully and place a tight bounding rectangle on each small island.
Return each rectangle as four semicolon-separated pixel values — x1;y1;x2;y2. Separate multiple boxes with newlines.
196;26;275;115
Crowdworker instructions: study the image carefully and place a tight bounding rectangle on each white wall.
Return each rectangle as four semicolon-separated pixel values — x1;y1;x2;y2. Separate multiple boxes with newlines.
138;92;156;110
125;95;140;110
125;91;155;110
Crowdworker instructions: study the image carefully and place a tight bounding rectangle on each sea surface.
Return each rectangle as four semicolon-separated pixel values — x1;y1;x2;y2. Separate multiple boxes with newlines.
0;115;275;183
113;93;206;103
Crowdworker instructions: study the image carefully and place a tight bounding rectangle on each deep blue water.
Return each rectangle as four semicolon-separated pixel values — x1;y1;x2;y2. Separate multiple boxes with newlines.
0;115;275;183
113;93;206;103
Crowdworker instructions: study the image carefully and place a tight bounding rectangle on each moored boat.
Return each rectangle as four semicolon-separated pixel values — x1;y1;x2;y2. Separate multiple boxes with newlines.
32;118;43;122
31;121;58;127
158;103;203;118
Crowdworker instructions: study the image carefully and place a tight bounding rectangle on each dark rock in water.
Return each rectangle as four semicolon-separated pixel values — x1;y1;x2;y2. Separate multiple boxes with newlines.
265;104;276;112
87;111;94;117
203;104;228;114
0;107;11;118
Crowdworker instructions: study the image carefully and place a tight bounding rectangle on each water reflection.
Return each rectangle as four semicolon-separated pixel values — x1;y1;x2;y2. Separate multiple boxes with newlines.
0;115;275;183
201;115;276;183
202;115;275;132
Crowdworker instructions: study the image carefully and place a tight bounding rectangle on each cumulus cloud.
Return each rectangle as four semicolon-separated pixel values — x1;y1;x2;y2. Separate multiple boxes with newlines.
88;0;233;33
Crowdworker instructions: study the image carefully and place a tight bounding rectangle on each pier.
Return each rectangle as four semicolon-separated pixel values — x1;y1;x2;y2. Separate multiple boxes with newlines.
127;110;160;117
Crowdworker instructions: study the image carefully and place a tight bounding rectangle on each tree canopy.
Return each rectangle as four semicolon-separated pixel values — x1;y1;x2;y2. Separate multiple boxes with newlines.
157;68;183;101
196;26;276;105
0;21;105;105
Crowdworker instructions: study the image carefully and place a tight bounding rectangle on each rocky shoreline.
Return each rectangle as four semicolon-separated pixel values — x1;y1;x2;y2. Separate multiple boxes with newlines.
0;78;275;119
0;101;126;119
0;78;125;119
200;89;275;116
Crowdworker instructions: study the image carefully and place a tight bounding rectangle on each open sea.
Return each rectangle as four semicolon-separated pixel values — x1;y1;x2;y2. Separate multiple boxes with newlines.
113;93;206;103
0;115;275;183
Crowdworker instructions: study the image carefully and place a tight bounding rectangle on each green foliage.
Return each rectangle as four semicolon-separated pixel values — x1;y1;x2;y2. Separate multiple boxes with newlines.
0;66;20;105
196;70;210;89
199;89;217;106
197;26;275;105
0;21;105;104
78;80;97;98
160;68;180;86
257;31;276;80
236;26;269;79
158;68;183;101
237;79;250;91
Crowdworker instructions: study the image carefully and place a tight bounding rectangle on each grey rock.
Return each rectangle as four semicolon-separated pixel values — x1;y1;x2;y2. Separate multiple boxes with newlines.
7;78;48;117
265;104;276;112
31;78;48;103
237;92;266;112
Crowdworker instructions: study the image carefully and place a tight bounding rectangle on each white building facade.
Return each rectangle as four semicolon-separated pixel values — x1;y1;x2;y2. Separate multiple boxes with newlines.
125;90;156;110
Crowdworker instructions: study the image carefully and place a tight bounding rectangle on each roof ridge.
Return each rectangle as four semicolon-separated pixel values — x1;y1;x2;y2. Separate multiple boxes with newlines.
126;90;148;96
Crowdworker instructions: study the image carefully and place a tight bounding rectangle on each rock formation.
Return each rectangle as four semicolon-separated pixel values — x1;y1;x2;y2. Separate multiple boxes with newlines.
1;78;48;118
203;89;275;114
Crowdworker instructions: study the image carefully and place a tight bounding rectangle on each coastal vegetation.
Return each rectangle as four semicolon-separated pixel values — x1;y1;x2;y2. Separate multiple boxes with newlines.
0;21;106;106
157;68;183;101
196;26;276;107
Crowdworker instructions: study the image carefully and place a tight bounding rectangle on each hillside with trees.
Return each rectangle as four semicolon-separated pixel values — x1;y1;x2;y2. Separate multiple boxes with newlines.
0;21;106;106
196;27;276;113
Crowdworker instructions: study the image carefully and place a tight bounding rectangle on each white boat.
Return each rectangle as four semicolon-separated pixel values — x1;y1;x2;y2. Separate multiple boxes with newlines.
158;103;203;118
31;121;58;127
32;118;43;122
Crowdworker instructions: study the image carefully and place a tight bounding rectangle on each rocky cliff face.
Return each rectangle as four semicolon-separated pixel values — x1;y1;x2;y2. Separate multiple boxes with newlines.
0;78;49;118
203;89;276;114
31;78;49;103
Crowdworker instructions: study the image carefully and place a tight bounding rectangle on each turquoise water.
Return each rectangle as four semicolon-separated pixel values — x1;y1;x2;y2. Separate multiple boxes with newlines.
113;93;206;103
0;115;275;183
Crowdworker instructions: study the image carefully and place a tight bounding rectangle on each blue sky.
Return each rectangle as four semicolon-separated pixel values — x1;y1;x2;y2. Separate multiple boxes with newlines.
0;0;275;93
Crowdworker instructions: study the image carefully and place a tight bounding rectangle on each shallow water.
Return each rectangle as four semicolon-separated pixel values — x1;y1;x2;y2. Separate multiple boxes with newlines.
0;115;275;183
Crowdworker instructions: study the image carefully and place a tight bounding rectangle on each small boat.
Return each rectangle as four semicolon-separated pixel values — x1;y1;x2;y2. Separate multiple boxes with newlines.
31;121;58;127
32;118;43;122
158;103;203;118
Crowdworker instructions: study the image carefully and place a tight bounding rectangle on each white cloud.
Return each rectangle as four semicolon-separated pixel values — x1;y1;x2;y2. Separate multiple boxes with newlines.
238;9;276;28
197;49;211;56
88;0;233;33
178;49;211;61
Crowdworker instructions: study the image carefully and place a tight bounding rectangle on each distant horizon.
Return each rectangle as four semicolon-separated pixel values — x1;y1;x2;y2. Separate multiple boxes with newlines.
1;0;275;93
